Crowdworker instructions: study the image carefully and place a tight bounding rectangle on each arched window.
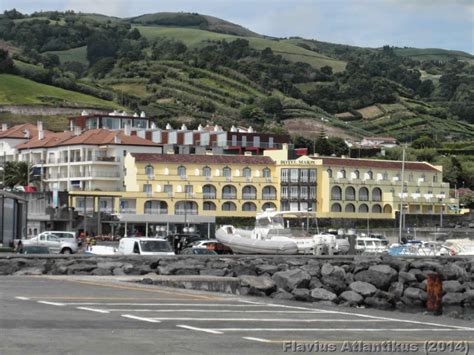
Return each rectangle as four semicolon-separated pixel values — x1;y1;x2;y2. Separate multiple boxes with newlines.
383;172;388;181
367;170;373;180
327;169;333;178
144;200;167;214
203;201;216;211
262;202;277;211
223;166;232;178
337;169;346;179
331;186;342;200
177;166;186;178
383;204;392;214
345;186;355;201
243;167;252;178
372;187;382;201
175;201;198;215
222;185;236;199
353;170;360;179
242;185;257;199
359;187;369;201
263;168;271;178
202;184;216;199
242;202;257;211
345;203;355;212
145;165;154;176
358;204;369;213
372;204;382;213
202;166;211;178
331;203;342;212
262;186;277;199
222;201;237;211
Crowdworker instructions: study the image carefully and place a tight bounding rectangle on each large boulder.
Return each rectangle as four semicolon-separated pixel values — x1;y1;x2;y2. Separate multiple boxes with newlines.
388;282;405;300
442;280;463;293
354;265;397;291
442;293;466;305
340;291;363;304
13;266;45;276
239;275;277;295
439;263;468;281
349;281;377;297
403;287;427;301
292;288;312;302
399;271;417;283
272;268;311;291
271;289;295;301
310;288;337;302
364;296;392;310
255;264;279;275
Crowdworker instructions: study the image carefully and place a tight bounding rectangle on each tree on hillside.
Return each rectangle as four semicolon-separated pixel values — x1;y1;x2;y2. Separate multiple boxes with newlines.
417;79;435;98
4;161;30;188
411;135;438;149
328;137;349;156
0;49;15;74
261;97;283;119
313;128;332;156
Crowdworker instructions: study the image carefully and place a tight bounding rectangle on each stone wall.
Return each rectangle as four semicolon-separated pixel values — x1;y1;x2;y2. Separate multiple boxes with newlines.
1;255;472;315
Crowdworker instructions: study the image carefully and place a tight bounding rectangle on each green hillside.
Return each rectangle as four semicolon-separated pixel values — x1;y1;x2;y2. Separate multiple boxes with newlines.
0;74;121;108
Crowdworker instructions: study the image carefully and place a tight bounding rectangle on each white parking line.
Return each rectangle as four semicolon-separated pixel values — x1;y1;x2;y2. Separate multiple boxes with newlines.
37;301;65;306
94;309;325;313
206;328;472;332
55;303;267;307
121;315;161;323
76;307;110;314
147;318;389;322
243;337;271;343
177;325;223;335
15;296;30;301
264;303;474;331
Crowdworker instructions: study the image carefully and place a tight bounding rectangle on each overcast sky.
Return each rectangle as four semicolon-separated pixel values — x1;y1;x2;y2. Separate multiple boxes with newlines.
1;0;472;53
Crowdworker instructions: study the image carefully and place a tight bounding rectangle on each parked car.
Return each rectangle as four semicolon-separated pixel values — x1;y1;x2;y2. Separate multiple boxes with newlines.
118;237;175;256
17;245;50;254
180;248;217;255
38;231;81;247
22;234;78;254
191;240;233;255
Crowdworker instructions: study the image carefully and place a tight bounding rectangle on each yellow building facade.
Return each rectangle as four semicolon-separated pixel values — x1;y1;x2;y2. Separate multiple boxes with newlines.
69;148;460;227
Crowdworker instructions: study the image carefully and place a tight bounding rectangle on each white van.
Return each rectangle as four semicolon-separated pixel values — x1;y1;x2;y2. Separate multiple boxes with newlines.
118;237;175;256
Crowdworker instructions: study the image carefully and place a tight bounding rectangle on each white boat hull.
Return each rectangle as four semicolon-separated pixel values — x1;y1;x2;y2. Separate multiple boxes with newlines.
216;227;298;255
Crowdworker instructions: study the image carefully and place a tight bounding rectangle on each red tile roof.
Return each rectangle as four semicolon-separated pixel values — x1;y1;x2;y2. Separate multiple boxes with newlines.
318;157;439;172
16;129;160;150
131;153;274;165
0;123;51;139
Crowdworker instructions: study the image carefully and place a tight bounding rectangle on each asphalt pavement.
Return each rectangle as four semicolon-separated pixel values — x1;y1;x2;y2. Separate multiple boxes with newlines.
0;276;473;355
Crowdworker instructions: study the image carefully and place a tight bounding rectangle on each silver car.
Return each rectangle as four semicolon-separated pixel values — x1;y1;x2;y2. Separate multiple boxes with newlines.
23;233;78;254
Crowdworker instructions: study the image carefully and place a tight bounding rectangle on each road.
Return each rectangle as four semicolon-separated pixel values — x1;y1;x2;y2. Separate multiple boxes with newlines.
0;276;473;355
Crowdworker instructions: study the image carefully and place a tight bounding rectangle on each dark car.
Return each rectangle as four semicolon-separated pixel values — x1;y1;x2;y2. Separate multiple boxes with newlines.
18;245;50;254
166;234;205;252
180;248;218;255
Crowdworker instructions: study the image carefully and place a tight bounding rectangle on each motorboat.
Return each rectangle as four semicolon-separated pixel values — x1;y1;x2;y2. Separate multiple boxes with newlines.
441;239;474;256
216;209;336;255
355;237;388;254
388;240;444;256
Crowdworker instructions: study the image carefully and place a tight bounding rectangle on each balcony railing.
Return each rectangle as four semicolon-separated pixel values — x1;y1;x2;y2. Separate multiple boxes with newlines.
222;193;237;199
262;194;276;200
242;193;257;200
175;209;198;215
144;208;168;215
120;208;136;214
203;193;216;199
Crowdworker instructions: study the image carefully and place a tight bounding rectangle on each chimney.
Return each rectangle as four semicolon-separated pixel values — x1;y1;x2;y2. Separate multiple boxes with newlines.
69;120;74;132
114;135;121;144
37;121;44;140
124;123;131;136
181;124;187;131
166;123;172;130
1;123;7;131
140;111;146;118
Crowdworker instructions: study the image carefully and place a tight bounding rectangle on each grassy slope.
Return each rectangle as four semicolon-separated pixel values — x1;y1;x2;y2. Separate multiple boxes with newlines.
135;26;346;71
0;74;121;109
393;48;474;64
46;46;88;65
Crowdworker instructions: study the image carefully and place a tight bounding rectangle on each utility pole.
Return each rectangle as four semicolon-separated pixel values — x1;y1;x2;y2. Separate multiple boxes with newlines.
398;144;406;244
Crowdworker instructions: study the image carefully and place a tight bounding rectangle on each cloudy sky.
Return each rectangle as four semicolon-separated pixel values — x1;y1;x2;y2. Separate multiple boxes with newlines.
1;0;472;53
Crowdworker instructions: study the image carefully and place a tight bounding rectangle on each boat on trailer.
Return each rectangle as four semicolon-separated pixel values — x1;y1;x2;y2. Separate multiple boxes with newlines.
216;209;336;255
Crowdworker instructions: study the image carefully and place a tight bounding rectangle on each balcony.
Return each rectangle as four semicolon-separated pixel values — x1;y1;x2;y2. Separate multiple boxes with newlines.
262;194;277;200
203;193;216;199
222;193;237;199
144;208;168;215
120;208;136;214
243;193;257;200
175;209;198;215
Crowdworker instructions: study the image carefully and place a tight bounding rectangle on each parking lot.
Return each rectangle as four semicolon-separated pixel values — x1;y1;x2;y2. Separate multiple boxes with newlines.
1;276;473;354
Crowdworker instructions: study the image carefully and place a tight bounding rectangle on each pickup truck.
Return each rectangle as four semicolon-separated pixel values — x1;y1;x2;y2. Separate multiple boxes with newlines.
22;234;79;254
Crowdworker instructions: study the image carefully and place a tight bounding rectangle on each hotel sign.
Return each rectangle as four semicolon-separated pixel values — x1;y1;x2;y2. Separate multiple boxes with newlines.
280;160;316;165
